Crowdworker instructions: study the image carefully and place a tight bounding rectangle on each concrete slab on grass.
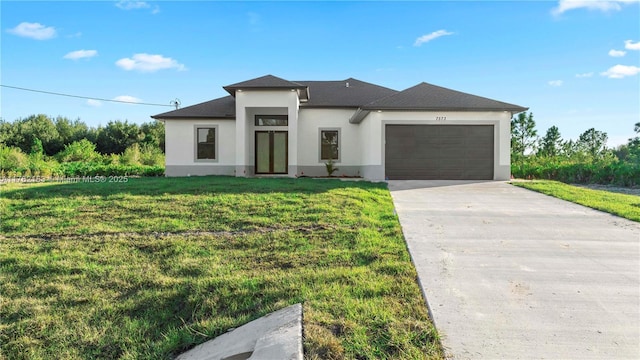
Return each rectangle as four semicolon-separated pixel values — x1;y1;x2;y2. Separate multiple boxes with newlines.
389;180;640;359
175;303;303;360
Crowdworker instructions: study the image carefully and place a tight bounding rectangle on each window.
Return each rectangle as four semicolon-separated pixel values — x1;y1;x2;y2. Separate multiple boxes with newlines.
255;115;288;126
196;127;216;160
320;129;339;161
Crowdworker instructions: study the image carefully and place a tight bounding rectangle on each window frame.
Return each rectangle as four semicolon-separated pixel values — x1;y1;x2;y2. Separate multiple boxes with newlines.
255;115;288;126
194;125;219;162
319;128;341;163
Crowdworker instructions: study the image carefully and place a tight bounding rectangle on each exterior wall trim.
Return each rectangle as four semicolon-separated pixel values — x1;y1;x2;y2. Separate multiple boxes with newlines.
193;124;219;163
318;127;342;163
165;165;235;177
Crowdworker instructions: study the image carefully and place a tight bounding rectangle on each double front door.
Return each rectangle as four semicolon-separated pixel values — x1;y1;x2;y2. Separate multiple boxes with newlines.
255;131;288;174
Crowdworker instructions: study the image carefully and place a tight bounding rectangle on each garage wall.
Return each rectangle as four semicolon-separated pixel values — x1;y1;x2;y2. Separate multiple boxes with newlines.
164;119;236;177
361;111;512;180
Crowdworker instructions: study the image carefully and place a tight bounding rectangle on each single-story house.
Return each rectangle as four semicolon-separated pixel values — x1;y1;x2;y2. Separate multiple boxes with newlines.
151;75;527;180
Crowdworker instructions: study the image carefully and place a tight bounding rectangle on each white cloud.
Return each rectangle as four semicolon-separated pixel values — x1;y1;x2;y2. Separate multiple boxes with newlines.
548;80;564;87
64;49;98;60
115;1;159;13
552;0;639;15
414;30;454;46
625;39;640;50
575;72;593;78
600;64;640;78
115;53;186;72
608;49;627;57
113;95;142;103
86;99;102;107
115;1;150;10
7;22;56;40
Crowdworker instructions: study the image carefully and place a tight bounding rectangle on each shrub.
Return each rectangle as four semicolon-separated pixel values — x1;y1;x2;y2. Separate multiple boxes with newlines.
121;143;165;167
121;143;142;166
139;143;165;166
102;153;121;165
27;155;59;178
0;145;29;172
512;157;640;186
57;139;100;163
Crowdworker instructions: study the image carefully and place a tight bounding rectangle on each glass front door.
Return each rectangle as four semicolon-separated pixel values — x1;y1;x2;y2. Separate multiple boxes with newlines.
255;131;288;174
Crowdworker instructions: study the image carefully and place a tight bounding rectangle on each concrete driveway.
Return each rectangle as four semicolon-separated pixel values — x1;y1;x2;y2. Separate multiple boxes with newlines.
389;181;640;359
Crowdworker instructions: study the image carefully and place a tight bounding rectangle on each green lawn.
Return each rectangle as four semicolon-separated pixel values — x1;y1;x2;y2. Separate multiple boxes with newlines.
511;180;640;222
0;177;442;359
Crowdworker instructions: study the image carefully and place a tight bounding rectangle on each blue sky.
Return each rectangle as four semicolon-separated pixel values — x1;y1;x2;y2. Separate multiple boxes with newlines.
1;0;639;147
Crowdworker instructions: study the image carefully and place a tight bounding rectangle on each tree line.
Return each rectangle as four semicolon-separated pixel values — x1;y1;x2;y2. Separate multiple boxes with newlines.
511;112;640;185
0;114;165;177
0;114;164;156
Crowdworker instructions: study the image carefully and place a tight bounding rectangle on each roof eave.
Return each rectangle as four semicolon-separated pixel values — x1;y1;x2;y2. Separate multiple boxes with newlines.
361;106;529;113
300;105;361;109
151;115;236;120
223;85;308;97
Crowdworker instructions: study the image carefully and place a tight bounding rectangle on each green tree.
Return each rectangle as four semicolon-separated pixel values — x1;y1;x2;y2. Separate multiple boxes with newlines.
30;138;44;157
55;117;92;146
537;125;563;157
577;128;608;160
0;119;17;146
511;112;538;161
560;139;577;158
12;115;62;155
627;123;640;158
614;144;631;162
140;121;165;152
96;120;142;154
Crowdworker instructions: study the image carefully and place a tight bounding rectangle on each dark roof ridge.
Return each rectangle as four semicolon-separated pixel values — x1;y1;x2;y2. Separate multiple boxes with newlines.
295;77;396;88
224;74;306;92
362;81;528;112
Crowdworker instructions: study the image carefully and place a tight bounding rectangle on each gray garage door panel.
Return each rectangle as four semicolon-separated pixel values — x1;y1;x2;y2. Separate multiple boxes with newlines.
385;125;494;180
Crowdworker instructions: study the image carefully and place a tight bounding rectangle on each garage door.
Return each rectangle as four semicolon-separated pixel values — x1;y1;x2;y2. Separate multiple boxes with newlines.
385;125;494;180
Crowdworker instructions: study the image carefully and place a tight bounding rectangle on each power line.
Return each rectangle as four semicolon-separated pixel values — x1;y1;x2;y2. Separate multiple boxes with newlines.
0;84;176;107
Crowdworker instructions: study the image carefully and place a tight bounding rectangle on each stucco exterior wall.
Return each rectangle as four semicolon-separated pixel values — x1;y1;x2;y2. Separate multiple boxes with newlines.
361;110;512;180
163;101;512;180
297;108;362;177
235;90;299;176
164;119;236;176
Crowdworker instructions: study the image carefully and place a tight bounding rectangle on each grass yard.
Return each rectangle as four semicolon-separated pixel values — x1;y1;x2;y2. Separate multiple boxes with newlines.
0;177;442;359
512;180;640;222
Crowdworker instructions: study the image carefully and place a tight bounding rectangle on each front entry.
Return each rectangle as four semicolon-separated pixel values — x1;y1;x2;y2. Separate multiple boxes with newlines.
255;131;288;174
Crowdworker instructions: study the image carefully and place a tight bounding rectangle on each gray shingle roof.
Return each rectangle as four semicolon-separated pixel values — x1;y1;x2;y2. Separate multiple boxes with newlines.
151;96;235;119
151;76;527;120
223;75;310;100
363;82;528;112
296;78;398;107
224;75;306;92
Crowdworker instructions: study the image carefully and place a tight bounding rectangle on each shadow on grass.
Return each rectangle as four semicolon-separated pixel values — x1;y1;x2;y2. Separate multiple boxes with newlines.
0;176;385;200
